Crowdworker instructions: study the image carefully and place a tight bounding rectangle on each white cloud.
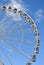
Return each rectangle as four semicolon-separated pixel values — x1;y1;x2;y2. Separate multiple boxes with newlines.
10;0;23;9
19;0;22;3
6;0;26;21
34;9;44;22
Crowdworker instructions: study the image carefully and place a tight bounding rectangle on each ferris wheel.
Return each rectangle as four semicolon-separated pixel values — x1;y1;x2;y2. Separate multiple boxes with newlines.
0;2;40;65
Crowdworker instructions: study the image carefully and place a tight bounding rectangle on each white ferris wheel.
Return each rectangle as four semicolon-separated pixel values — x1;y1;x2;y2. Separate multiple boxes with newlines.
0;2;40;65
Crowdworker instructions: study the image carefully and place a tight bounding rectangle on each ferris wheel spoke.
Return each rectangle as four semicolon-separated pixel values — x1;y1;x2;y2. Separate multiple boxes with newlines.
2;19;22;30
1;18;13;29
5;29;22;34
1;31;34;43
0;17;13;29
0;28;34;45
11;38;34;44
0;30;23;38
23;28;33;34
0;58;4;65
2;19;29;31
0;13;9;24
10;21;28;31
1;19;30;32
1;40;30;59
1;38;34;46
0;47;13;65
23;39;34;44
0;14;11;31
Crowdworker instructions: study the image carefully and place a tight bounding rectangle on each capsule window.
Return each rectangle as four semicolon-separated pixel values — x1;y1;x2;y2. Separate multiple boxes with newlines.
2;6;6;10
31;22;35;27
36;40;40;43
27;18;31;22
18;10;23;15
36;43;40;46
35;47;39;54
8;6;12;11
34;29;38;33
31;21;34;24
36;47;39;51
13;8;17;13
36;35;39;39
31;54;36;62
23;13;28;19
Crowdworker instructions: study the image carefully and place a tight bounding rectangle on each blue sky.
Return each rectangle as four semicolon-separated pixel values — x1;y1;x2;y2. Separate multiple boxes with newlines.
0;0;44;65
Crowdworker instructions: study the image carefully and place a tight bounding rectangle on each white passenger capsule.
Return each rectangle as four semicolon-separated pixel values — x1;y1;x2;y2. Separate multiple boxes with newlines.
34;47;39;54
27;17;31;22
34;28;38;33
35;33;40;39
31;24;37;32
31;54;36;62
36;43;40;46
31;22;37;30
18;10;23;15
36;40;40;46
26;62;31;65
31;21;34;25
8;6;12;11
2;6;6;11
23;13;28;19
31;24;35;28
13;8;17;13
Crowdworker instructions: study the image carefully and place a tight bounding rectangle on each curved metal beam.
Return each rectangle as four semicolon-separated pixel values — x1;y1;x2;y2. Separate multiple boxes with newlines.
0;47;13;65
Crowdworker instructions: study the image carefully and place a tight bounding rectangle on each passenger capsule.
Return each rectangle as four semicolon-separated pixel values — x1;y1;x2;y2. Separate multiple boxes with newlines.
27;18;31;22
26;62;31;65
34;28;38;33
13;8;17;13
35;33;40;39
31;54;36;62
8;6;12;11
2;6;6;10
34;47;39;54
31;21;34;24
23;13;28;19
36;40;40;46
36;43;40;46
18;10;23;15
31;21;35;28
